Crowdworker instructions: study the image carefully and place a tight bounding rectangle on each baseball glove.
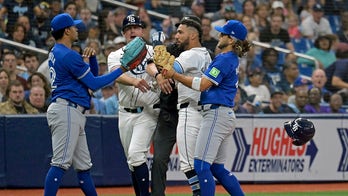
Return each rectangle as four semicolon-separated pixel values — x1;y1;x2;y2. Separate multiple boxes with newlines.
120;37;148;71
153;45;175;75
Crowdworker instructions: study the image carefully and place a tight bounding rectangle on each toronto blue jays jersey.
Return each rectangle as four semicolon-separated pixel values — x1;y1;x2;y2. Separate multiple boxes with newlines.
48;43;93;108
201;51;239;107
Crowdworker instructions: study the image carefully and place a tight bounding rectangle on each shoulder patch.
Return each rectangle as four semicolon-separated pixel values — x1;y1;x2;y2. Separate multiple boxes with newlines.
209;67;220;78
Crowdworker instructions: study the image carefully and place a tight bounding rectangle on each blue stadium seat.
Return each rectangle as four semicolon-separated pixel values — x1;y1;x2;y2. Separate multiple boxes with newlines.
291;38;313;54
326;15;341;33
298;63;314;77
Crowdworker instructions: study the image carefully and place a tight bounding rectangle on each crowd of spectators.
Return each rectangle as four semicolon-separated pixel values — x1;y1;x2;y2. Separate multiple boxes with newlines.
0;0;347;115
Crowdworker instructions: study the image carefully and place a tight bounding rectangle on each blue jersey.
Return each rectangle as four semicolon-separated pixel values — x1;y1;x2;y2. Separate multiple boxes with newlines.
200;51;239;107
48;43;93;108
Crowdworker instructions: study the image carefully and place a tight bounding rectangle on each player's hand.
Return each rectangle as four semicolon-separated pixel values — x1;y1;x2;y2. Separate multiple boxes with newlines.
162;68;175;79
156;74;173;94
82;47;96;58
133;78;151;93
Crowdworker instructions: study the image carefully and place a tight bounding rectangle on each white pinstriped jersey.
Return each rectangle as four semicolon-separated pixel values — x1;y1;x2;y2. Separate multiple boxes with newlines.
175;47;212;105
108;45;160;108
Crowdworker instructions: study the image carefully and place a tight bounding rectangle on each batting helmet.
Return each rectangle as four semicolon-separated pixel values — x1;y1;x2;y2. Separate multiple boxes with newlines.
284;118;315;146
122;14;144;31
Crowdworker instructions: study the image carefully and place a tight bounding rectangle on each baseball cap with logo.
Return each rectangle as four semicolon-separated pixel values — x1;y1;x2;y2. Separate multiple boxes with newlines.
214;20;247;41
312;3;324;12
122;14;144;31
51;13;85;32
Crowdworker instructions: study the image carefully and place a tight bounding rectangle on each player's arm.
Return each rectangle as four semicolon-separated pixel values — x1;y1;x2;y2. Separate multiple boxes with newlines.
82;47;99;76
146;62;173;94
80;66;128;91
171;72;213;92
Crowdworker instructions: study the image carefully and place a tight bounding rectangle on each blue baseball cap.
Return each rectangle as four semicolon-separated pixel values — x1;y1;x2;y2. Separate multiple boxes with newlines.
214;20;247;41
51;13;85;32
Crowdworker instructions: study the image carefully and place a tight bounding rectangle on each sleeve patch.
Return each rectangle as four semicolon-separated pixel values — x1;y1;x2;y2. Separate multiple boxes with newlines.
209;67;220;78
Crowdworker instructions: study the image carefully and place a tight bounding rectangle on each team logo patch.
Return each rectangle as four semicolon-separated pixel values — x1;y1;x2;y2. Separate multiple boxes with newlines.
209;67;220;78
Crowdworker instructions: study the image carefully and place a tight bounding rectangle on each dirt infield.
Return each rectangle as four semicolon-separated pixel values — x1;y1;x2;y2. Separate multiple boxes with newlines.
1;182;348;195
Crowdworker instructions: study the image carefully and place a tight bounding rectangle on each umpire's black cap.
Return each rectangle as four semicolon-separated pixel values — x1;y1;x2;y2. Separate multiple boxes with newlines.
122;14;144;32
284;118;315;146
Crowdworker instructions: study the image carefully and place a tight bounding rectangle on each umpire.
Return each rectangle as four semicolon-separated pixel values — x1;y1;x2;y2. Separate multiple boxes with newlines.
148;43;182;196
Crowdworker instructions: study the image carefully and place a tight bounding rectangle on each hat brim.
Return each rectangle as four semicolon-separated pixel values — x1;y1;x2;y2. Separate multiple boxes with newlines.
74;20;86;32
214;26;227;34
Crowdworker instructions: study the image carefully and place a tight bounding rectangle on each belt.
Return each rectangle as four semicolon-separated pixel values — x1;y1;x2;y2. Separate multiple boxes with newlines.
179;102;189;109
124;107;144;113
177;102;201;111
53;98;86;114
201;104;222;111
124;103;160;113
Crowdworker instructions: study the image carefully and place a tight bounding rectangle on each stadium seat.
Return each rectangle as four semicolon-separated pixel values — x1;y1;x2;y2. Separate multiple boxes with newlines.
291;38;313;54
326;14;341;33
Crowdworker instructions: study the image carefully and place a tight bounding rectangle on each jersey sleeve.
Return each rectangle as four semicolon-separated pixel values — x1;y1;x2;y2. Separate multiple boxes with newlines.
65;51;90;80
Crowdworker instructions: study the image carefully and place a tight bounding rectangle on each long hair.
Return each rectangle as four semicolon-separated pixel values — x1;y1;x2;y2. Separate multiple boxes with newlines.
233;39;253;57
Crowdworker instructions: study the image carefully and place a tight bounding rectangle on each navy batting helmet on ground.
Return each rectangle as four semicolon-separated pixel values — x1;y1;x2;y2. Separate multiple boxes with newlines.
284;118;315;146
122;14;144;31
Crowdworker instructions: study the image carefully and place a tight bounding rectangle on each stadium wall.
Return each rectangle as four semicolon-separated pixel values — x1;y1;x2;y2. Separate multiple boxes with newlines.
0;114;347;188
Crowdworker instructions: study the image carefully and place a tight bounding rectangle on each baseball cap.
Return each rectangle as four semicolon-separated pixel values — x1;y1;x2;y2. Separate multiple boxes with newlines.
293;77;311;87
272;1;284;9
114;36;126;45
312;3;324;12
50;13;85;32
122;14;144;31
271;88;284;98
214;20;247;41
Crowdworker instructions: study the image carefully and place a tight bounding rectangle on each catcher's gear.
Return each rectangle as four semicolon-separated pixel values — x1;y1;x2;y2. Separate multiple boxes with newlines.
153;45;175;75
120;37;148;71
284;118;315;146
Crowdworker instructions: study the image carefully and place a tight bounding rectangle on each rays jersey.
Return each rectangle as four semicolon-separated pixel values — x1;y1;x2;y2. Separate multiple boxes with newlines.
108;44;160;108
175;47;211;106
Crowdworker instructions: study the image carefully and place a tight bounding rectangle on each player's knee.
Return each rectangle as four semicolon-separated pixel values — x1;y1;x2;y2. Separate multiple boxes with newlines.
193;158;211;175
211;163;226;177
128;153;147;167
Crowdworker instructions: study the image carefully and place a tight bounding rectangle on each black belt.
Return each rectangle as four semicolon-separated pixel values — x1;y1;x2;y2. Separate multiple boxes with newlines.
53;98;86;114
124;107;144;113
179;102;190;109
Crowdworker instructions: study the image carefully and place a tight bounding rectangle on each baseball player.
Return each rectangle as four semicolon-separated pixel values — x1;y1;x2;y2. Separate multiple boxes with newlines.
157;15;212;195
108;14;160;196
44;13;133;196
162;20;252;195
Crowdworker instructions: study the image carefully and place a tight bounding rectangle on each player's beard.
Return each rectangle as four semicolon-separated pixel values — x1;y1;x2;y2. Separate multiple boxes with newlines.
177;37;189;51
217;42;228;50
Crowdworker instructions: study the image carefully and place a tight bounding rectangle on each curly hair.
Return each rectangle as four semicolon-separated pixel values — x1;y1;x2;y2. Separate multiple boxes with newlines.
234;40;253;57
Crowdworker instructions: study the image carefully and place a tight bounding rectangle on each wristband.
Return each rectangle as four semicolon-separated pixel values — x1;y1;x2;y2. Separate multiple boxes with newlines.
154;72;160;79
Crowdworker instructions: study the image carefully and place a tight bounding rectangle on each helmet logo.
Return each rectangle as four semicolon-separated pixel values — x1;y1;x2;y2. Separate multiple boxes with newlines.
292;118;302;133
